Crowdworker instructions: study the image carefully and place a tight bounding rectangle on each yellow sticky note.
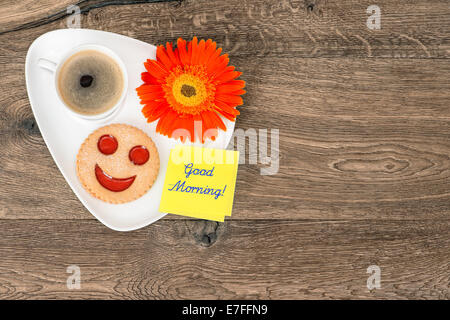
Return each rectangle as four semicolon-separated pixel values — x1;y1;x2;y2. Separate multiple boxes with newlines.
159;146;239;221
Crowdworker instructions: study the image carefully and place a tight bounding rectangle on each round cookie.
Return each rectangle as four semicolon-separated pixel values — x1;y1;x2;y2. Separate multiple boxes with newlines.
76;124;159;204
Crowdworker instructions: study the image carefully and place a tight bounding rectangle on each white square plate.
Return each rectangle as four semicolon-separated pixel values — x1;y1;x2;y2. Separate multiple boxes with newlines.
25;29;235;231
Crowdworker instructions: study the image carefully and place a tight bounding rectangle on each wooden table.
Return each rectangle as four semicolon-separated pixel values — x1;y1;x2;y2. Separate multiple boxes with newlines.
0;0;449;299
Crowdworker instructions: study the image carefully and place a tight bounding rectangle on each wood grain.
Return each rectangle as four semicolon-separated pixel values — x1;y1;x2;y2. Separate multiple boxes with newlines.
0;0;449;58
1;57;449;219
0;0;175;35
0;219;448;299
0;0;449;300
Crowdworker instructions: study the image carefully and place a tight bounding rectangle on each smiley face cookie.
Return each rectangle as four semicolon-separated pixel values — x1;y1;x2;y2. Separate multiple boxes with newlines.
76;124;159;203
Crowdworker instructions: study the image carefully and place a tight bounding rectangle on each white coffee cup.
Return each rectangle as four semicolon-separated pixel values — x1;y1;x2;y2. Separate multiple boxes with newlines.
38;44;128;121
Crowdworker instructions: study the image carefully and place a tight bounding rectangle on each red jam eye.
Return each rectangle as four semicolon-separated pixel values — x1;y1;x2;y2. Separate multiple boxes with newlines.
97;134;118;155
129;145;149;165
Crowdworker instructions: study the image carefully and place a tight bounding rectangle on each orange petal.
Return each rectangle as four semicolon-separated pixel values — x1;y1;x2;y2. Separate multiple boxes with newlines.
156;111;170;133
166;42;180;66
215;71;242;84
187;40;193;65
190;37;199;65
211;65;234;81
213;100;239;121
139;97;165;105
205;110;226;131
205;48;223;70
208;54;230;75
143;102;170;123
141;72;160;84
209;46;222;60
203;40;218;64
159;110;176;135
157;45;175;71
144;60;169;79
200;111;214;132
214;100;240;115
226;80;246;88
228;89;246;95
139;90;166;101
192;39;205;65
215;108;237;121
142;99;167;114
168;116;186;139
216;83;246;94
192;113;203;141
205;39;213;48
136;84;163;94
142;103;159;117
187;115;195;142
173;47;181;64
177;38;189;66
215;94;243;106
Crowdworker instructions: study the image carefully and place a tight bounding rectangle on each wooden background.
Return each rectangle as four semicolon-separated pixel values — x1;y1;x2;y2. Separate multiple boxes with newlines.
0;0;449;299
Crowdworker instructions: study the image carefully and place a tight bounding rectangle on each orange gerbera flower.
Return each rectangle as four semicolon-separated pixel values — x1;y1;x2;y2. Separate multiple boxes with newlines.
136;37;245;142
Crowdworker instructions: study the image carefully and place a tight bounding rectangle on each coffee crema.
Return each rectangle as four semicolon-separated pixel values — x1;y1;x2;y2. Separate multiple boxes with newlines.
57;50;124;116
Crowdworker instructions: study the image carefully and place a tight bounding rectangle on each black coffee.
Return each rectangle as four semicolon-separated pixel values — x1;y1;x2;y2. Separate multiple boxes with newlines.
57;50;124;116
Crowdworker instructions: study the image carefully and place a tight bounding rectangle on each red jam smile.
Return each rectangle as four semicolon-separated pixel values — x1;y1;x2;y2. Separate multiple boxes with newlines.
95;164;136;192
97;134;118;155
129;145;150;165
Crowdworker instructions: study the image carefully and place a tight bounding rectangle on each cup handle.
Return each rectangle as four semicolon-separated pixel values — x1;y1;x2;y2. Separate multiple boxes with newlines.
38;57;57;73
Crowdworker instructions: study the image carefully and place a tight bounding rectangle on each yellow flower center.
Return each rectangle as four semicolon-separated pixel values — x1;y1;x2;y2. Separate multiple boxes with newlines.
163;65;215;115
171;73;207;106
